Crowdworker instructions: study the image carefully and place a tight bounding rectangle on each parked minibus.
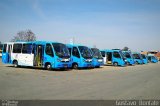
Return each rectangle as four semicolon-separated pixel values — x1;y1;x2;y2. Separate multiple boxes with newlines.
141;54;148;64
122;51;135;65
2;41;71;70
147;54;158;63
132;52;143;64
91;48;103;68
66;44;93;69
148;51;160;61
100;49;127;66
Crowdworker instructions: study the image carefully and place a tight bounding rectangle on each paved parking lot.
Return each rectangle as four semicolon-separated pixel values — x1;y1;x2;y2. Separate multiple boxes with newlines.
0;58;160;100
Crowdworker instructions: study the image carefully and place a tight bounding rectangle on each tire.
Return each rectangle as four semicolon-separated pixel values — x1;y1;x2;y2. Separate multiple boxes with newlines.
135;61;139;65
96;66;100;68
72;63;78;69
46;63;52;70
13;61;18;68
113;62;118;66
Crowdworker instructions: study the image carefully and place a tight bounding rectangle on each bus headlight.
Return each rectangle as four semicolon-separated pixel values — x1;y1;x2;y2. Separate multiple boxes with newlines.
97;59;103;62
87;59;92;62
83;59;92;62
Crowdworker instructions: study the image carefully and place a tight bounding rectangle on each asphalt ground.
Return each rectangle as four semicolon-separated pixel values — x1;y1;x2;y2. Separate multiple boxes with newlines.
0;58;160;100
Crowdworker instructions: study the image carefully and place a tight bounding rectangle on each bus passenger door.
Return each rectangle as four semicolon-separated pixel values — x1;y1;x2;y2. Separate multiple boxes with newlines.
8;44;12;63
106;52;112;65
33;45;44;67
100;51;106;65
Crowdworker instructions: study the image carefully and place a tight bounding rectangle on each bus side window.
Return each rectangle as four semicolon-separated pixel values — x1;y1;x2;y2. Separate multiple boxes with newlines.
72;47;80;58
45;44;54;57
68;48;72;55
101;51;105;57
148;57;151;61
113;52;121;58
22;44;32;54
13;44;22;53
32;44;35;54
3;44;7;53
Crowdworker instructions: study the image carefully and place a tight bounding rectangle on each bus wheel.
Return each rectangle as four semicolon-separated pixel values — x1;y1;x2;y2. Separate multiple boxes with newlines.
72;63;78;69
13;60;18;68
46;63;52;70
113;62;118;66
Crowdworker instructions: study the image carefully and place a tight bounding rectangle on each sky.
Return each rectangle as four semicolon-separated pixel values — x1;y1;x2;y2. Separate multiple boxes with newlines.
0;0;160;51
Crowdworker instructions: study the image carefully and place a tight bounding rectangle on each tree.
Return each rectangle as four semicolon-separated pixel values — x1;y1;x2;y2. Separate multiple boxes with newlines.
122;46;129;51
11;29;36;42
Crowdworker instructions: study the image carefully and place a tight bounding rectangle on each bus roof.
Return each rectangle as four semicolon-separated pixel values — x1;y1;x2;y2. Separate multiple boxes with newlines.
103;49;121;52
66;44;88;48
132;52;140;54
147;54;155;56
3;41;63;45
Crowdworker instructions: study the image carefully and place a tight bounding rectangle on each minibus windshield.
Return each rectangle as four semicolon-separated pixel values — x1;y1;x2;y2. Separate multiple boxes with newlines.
133;54;140;59
91;48;103;59
52;43;70;58
142;54;146;59
78;46;92;59
152;56;156;60
124;52;131;58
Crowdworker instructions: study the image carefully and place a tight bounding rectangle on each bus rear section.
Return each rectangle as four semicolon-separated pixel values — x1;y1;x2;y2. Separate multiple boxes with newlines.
91;48;103;68
132;52;143;65
2;41;71;70
67;44;93;69
122;51;135;65
101;49;126;66
2;43;14;64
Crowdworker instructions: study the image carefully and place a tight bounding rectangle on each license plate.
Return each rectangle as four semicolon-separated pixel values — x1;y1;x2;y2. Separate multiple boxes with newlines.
88;64;92;67
63;64;68;67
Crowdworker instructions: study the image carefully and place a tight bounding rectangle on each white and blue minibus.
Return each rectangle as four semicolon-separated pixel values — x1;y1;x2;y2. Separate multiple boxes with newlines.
100;49;127;66
2;41;71;70
66;44;93;69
